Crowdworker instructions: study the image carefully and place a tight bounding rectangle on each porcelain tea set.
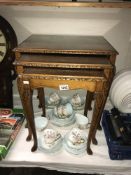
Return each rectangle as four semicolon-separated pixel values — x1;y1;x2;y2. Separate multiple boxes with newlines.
46;92;86;126
35;91;88;155
38;128;63;153
38;127;87;155
46;92;85;110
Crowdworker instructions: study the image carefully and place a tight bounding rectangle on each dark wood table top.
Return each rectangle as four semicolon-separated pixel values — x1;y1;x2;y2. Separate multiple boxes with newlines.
14;35;118;55
14;54;112;69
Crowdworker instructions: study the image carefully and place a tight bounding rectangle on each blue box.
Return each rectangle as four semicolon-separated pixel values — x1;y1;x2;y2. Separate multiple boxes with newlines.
102;110;131;160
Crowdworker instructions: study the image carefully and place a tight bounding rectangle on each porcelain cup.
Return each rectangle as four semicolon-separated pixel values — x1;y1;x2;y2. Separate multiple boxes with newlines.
48;92;61;105
70;93;84;107
68;128;85;145
34;117;48;131
43;129;61;145
54;103;73;119
75;113;89;130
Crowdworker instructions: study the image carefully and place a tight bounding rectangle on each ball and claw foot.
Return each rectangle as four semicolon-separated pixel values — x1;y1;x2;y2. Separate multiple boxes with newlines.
87;147;93;155
92;138;98;145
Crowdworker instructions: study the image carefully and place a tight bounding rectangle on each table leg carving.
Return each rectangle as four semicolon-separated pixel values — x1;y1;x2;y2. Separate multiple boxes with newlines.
17;77;37;152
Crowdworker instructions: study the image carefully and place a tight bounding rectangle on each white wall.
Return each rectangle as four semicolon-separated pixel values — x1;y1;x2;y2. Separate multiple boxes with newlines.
0;6;131;95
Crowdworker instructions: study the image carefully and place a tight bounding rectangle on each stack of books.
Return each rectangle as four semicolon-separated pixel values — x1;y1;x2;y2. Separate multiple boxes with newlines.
0;108;25;160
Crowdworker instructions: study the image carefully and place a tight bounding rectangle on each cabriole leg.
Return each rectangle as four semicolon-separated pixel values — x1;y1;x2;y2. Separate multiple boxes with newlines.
17;77;37;152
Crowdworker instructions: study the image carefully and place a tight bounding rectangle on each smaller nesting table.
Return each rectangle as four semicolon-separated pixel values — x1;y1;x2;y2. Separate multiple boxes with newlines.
14;35;118;155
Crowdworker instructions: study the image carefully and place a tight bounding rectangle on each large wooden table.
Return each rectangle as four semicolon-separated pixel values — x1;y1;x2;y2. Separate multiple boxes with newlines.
14;35;118;155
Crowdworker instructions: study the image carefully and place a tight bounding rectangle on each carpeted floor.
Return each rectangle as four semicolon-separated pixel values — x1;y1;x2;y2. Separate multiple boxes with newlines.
0;167;103;175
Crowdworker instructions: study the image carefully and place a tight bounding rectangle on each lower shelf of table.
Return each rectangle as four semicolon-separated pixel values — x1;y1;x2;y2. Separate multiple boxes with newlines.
1;120;131;175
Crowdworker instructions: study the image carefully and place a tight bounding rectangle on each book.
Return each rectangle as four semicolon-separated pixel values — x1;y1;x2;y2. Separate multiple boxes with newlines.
0;108;25;160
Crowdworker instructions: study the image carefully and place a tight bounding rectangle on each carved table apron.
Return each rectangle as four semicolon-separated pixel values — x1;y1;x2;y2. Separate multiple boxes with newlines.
14;35;118;155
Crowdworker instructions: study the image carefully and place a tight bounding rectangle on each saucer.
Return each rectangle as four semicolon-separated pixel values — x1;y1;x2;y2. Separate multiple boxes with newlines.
70;99;85;110
71;103;85;111
49;110;76;127
63;141;86;155
38;133;63;154
63;129;87;155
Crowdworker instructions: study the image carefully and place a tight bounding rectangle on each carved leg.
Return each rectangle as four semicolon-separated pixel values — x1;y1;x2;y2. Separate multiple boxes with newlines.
87;92;103;155
96;67;114;131
37;88;45;117
17;77;37;152
17;77;32;140
24;90;34;129
84;91;94;116
92;91;107;144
